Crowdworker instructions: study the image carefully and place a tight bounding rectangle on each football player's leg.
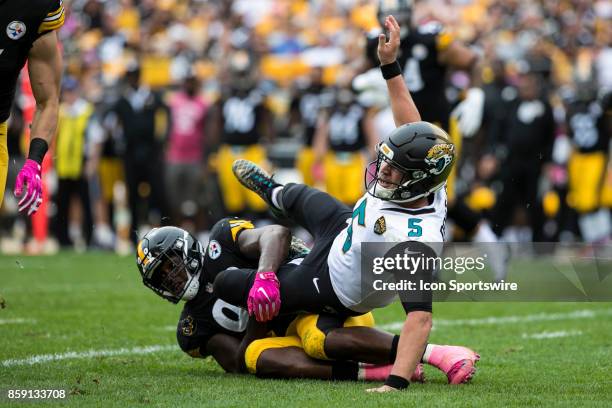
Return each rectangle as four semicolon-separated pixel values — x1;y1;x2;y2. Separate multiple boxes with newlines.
295;313;392;364
279;183;352;238
344;153;365;205
569;152;610;242
296;147;315;186
249;335;395;381
293;313;424;382
0;121;8;208
323;152;340;200
218;145;245;214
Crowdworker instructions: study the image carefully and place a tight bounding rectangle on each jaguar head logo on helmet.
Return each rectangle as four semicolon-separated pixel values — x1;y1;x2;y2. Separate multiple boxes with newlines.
136;226;204;303
365;121;455;203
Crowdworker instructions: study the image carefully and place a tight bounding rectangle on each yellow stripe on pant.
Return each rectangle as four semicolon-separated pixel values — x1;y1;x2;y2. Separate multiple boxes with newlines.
567;151;607;213
324;152;365;205
290;312;375;361
0;121;8;209
244;335;303;374
296;147;316;186
217;144;268;213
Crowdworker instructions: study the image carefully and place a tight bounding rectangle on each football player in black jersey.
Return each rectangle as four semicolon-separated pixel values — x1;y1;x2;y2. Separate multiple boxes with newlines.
564;75;611;243
136;221;428;382
0;0;64;215
137;221;477;383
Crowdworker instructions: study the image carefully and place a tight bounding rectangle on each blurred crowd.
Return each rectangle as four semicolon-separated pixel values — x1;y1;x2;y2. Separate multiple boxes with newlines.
0;0;610;254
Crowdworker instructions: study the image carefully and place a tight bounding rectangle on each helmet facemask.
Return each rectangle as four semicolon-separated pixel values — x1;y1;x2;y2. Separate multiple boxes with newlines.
140;234;202;304
365;142;445;203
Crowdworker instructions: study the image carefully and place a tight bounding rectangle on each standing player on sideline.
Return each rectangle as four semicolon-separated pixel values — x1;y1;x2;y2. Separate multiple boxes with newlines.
215;16;478;392
0;0;64;215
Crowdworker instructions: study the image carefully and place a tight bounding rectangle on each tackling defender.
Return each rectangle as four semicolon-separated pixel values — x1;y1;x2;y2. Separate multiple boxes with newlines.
136;222;475;383
213;16;479;392
0;0;64;214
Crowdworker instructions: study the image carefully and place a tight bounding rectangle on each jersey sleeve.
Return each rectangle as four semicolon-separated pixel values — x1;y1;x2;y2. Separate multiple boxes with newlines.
208;217;255;255
38;0;65;34
176;312;216;358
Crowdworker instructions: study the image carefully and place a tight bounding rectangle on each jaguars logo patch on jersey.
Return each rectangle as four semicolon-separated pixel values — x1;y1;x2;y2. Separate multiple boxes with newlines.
374;216;386;235
425;144;454;175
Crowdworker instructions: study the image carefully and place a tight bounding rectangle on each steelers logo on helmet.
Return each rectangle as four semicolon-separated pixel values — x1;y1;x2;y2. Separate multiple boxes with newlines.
135;226;204;304
365;121;455;203
6;21;26;40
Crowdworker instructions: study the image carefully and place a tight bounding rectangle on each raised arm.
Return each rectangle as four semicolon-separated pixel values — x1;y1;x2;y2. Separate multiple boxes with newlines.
377;15;421;126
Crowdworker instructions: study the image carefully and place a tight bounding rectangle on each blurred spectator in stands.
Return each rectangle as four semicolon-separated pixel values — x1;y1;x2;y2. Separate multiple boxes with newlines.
165;74;209;232
53;77;104;249
106;63;170;243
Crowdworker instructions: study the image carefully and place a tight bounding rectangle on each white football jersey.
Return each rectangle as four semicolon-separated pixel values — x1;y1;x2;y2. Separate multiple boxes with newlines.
327;187;447;313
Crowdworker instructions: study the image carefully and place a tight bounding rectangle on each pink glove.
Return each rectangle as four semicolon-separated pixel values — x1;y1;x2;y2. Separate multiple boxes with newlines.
247;271;281;322
14;159;43;216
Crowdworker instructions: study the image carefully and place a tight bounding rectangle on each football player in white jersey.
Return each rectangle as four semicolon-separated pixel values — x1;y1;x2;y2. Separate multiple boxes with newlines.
214;16;479;392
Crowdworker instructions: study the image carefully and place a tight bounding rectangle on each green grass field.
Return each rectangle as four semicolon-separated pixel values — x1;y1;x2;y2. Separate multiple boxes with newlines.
1;253;611;407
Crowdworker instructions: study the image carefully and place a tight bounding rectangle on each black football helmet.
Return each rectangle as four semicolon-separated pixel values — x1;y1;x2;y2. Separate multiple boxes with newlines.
136;227;204;303
377;0;414;31
365;121;455;203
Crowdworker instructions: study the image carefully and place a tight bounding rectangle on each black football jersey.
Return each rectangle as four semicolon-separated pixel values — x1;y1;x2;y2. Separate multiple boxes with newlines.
290;86;334;146
327;103;367;152
565;99;610;153
0;0;65;122
176;218;299;357
221;90;266;146
366;22;453;130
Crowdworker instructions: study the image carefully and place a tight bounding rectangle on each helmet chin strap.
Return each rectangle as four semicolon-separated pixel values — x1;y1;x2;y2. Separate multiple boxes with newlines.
371;182;395;199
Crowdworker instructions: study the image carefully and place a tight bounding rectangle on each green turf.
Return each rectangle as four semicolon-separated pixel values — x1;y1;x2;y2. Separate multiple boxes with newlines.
0;253;611;407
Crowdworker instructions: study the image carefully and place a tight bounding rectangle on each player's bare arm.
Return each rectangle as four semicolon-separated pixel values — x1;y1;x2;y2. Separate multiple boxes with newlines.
238;226;290;322
237;225;291;274
206;334;242;373
28;30;62;149
368;311;432;393
377;15;421;126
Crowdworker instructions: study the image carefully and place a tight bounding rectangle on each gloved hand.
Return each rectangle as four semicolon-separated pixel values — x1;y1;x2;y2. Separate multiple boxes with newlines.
247;271;281;322
451;87;485;138
14;159;43;216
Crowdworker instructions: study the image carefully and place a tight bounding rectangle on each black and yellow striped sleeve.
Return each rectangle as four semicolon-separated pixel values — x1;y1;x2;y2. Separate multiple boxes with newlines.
227;219;255;242
38;0;65;34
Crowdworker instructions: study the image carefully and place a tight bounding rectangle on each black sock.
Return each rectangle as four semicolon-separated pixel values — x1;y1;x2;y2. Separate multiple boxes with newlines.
331;361;359;381
389;335;400;363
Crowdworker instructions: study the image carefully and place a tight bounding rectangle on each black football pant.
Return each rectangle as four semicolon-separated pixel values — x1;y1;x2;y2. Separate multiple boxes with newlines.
214;183;359;317
55;177;93;247
491;160;544;240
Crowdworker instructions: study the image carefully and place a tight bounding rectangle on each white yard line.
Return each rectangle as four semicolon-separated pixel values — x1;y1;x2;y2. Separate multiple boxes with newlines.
378;308;612;331
521;330;583;340
0;318;36;325
1;345;178;368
